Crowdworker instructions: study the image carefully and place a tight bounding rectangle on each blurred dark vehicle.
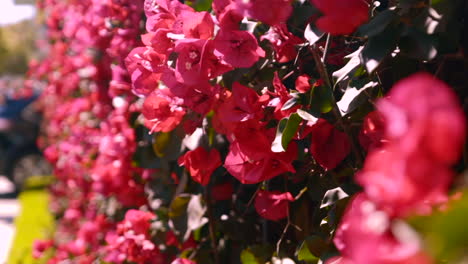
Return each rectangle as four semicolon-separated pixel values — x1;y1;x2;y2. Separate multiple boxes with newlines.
0;93;52;191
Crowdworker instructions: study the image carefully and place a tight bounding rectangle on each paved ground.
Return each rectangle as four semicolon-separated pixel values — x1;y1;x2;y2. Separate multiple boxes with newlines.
0;176;19;264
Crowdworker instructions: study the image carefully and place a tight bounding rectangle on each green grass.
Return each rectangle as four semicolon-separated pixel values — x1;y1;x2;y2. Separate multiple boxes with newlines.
8;183;54;264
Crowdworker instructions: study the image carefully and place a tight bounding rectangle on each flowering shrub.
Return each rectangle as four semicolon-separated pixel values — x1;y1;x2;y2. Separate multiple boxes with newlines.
29;0;467;263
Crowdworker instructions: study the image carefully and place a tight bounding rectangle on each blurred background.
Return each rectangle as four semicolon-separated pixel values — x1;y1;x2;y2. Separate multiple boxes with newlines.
0;1;54;264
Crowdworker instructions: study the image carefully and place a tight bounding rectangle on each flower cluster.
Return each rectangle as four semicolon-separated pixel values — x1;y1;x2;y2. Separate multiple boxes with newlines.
330;74;466;264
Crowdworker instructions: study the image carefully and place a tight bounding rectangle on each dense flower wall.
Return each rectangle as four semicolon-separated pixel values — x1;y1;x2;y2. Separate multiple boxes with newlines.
29;0;467;263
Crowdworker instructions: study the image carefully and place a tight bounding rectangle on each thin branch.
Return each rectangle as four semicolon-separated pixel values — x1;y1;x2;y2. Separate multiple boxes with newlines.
204;187;220;264
242;185;262;217
321;34;332;63
276;222;290;255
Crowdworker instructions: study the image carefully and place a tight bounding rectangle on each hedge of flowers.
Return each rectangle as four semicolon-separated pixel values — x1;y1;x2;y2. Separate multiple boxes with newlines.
30;0;467;263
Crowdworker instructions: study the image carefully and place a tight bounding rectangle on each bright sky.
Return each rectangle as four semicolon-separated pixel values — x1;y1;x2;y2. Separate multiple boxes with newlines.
0;0;36;26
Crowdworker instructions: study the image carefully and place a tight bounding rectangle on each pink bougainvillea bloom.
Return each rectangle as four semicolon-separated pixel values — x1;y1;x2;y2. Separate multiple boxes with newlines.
33;240;53;259
178;147;222;186
216;82;264;123
214;29;265;68
224;139;297;184
356;73;466;217
357;146;453;217
106;209;163;263
331;194;432;264
261;24;303;63
310;119;351;170
217;5;243;30
141;28;174;54
125;47;167;96
235;0;293;26
254;190;295;221
295;74;312;93
144;0;193;33
358;111;386;151
175;39;232;84
310;0;369;35
212;0;233;15
356;73;466;216
377;72;466;165
269;72;299;119
109;64;132;97
121;210;155;234
142;89;185;133
181;10;214;39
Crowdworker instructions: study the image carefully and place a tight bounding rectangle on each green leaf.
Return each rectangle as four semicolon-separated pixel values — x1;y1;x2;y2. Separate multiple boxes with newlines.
399;27;437;61
282;113;302;149
360;23;401;73
169;194;191;218
304;235;327;258
309;85;334;114
241;249;261;264
271;113;302;153
410;190;468;262
186;0;213;11
357;10;398;38
304;23;324;45
152;132;171;157
296;241;319;262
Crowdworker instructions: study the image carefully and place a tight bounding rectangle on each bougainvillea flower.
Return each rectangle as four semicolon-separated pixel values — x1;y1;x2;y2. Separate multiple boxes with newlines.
121;210;155;234
224;140;297;184
212;0;233;15
254;190;295;221
268;72;299;119
178;147;222;186
377;73;466;165
235;0;293;26
295;74;311;93
358;111;386;151
141;28;174;54
261;24;303;63
217;5;243;30
142;89;185;133
355;73;466;217
175;39;232;84
310;0;369;35
125;47;167;96
357;146;452;217
218;82;264;123
214;29;265;68
109;64;132;97
33;240;54;259
106;209;164;264
144;0;193;33
331;194;432;264
310;119;351;170
181;10;214;39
